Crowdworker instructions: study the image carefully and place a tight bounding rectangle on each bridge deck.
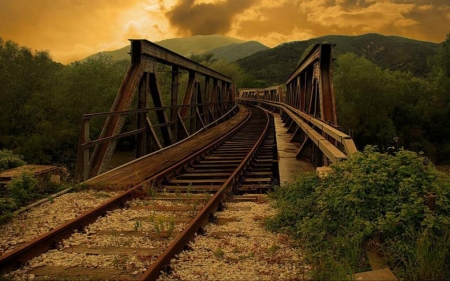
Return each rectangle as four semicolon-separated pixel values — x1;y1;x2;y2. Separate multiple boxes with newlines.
273;113;315;184
85;106;250;188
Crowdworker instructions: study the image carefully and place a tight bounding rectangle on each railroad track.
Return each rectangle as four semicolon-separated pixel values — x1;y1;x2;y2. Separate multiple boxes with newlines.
0;105;278;280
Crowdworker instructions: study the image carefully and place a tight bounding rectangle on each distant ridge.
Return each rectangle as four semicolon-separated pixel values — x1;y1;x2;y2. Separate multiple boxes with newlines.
237;33;438;85
81;35;265;63
208;41;269;62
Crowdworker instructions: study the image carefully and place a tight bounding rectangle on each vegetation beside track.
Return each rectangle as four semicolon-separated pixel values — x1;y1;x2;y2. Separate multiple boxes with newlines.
0;150;67;225
266;146;450;280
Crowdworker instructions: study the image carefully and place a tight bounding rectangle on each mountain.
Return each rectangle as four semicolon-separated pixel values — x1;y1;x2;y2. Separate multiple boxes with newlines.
237;33;438;86
208;41;269;62
156;34;244;56
82;35;265;62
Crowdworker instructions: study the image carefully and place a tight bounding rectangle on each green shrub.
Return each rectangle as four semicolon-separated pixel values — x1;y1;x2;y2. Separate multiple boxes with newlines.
6;172;39;205
267;146;450;279
0;150;26;171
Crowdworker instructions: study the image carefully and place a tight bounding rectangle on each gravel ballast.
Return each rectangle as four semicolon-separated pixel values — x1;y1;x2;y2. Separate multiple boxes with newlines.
159;195;310;280
0;190;119;256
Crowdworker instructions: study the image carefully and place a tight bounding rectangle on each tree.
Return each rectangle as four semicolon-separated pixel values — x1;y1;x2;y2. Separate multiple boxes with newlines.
334;53;397;150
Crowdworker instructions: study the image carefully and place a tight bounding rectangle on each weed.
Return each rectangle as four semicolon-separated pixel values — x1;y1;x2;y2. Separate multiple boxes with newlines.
7;172;39;205
144;181;156;197
0;149;26;172
152;217;175;238
238;252;255;260
133;220;142;231
213;247;225;258
93;192;111;199
190;200;199;217
265;243;281;254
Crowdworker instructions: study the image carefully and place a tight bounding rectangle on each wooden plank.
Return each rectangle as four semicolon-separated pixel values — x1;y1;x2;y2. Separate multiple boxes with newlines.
160;186;221;192
93;230;178;238
202;156;244;160
177;173;231;177
230;195;259;202
242;178;272;183
246;172;273;176
190;164;238;168
63;246;162;256
168;179;226;184
208;231;249;238
0;165;58;180
198;160;242;164
131;217;192;223
186;169;235;173
29;266;135;279
216;217;241;225
130;206;203;211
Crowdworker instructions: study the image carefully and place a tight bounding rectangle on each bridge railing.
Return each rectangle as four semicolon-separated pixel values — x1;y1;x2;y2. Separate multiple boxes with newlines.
76;40;236;180
238;44;357;167
238;85;283;102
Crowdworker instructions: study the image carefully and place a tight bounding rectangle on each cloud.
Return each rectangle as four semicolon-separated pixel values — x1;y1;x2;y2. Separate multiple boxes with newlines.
0;0;448;63
229;0;449;47
166;0;257;35
0;0;177;63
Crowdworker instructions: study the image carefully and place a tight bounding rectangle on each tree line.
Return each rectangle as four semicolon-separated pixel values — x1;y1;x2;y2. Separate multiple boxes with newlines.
0;33;449;172
0;38;128;170
334;32;450;162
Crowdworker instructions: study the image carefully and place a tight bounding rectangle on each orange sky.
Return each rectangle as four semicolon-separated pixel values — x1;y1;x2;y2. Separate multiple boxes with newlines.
0;0;449;64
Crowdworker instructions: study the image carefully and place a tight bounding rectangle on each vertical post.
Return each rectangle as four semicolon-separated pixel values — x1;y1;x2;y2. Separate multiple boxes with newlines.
319;44;337;125
83;119;90;181
428;192;437;211
171;66;179;141
136;73;148;158
190;82;198;134
204;77;210;125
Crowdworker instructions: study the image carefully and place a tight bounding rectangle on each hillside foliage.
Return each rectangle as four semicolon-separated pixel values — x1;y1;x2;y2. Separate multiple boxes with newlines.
334;33;450;161
0;38;128;169
237;33;437;85
267;146;450;280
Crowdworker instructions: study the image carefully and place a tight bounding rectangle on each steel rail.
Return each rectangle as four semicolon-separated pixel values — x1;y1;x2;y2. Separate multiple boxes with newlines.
0;106;250;273
139;106;270;280
83;104;240;186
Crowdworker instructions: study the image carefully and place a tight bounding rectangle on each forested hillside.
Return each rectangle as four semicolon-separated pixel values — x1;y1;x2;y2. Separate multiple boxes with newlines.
0;38;128;169
207;41;269;62
238;33;438;86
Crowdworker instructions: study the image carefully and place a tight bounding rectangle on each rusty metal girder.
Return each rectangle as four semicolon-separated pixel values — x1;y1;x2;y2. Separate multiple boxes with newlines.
78;40;235;180
237;44;357;167
285;44;337;125
238;85;283;102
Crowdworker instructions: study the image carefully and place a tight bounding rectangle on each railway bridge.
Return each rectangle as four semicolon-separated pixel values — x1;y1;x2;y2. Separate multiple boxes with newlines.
76;39;356;186
1;39;361;280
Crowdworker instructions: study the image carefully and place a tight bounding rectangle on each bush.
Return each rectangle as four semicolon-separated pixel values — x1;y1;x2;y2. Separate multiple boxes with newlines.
0;150;26;172
6;172;40;206
267;146;450;280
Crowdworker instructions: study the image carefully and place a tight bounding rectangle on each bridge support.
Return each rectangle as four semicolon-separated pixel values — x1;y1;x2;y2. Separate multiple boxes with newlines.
76;40;235;181
237;44;357;168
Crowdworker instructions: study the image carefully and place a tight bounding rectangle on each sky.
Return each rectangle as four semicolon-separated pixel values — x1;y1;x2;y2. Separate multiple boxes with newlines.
0;0;449;64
